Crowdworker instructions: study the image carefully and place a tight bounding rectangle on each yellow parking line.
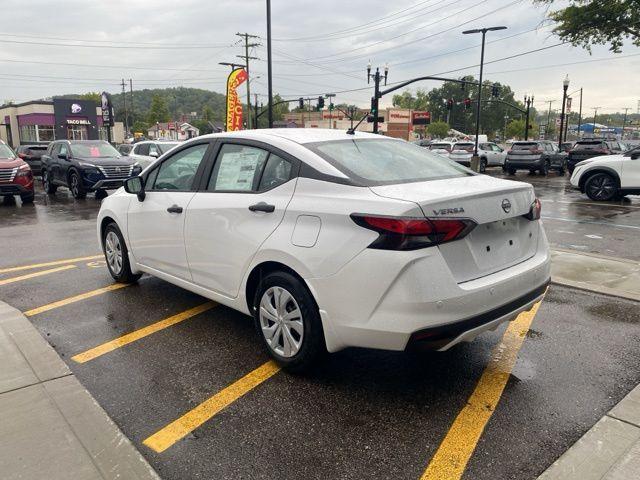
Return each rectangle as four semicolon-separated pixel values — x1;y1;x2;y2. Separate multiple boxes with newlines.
421;301;542;480
143;361;281;453
24;283;130;317
0;264;76;286
72;302;216;364
0;255;102;274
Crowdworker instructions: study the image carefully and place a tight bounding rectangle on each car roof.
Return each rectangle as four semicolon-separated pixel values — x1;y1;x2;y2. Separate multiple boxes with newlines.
198;128;388;145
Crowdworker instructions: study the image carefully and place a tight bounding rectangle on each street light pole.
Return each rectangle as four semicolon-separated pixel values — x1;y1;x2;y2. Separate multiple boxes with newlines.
463;26;506;171
524;95;534;140
368;61;388;134
558;75;570;149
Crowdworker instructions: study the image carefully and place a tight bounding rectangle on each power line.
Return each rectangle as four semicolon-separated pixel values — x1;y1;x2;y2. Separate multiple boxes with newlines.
0;32;230;47
0;38;233;50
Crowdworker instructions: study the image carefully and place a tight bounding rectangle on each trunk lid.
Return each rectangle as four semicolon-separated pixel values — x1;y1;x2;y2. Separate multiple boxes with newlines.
369;175;540;283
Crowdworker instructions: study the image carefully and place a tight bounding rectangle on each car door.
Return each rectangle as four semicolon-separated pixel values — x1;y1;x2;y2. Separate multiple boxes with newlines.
491;143;506;165
55;142;71;183
127;141;213;281
621;149;640;188
184;141;298;297
46;143;60;181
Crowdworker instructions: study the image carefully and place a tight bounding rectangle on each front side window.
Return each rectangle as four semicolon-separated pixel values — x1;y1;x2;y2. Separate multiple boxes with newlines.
307;138;472;186
208;144;270;191
151;143;209;191
59;143;69;157
136;144;150;156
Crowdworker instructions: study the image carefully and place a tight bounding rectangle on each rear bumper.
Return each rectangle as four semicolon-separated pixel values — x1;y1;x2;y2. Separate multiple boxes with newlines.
307;229;551;353
505;158;543;170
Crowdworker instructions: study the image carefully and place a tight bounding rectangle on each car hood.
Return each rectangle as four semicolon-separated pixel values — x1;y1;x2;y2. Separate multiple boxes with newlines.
575;154;624;167
74;155;137;166
0;158;26;169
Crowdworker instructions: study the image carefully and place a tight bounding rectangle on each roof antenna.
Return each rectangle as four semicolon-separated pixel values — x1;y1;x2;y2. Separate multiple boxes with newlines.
347;112;370;135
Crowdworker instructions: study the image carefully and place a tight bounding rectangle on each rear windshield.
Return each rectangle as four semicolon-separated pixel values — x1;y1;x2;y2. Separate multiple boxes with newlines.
71;141;120;158
0;144;15;158
429;143;451;149
306;138;472;186
574;141;606;150
453;143;474;149
512;143;539;150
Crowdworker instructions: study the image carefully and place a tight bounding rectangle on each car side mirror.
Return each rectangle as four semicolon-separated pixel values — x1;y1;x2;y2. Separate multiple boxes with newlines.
124;176;145;201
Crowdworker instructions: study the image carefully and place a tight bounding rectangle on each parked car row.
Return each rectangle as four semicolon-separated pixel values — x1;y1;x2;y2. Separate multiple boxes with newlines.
426;141;506;172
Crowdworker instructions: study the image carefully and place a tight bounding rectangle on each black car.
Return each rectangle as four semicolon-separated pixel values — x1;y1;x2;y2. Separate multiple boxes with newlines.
16;144;48;175
41;140;141;199
566;139;620;174
505;140;567;176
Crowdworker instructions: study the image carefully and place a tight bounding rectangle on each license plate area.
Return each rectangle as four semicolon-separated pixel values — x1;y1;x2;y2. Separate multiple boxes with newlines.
466;217;536;270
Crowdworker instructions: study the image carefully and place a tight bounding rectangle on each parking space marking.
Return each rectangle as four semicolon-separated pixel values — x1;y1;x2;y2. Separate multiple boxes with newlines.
71;302;216;364
0;254;102;274
143;360;281;453
421;301;542;480
23;283;130;317
0;264;76;286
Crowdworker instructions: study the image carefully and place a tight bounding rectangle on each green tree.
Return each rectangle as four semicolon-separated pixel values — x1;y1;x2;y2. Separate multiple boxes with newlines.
132;121;149;134
202;105;214;122
78;92;101;102
535;0;639;52
505;119;539;140
392;89;429;109
147;94;171;124
426;121;450;138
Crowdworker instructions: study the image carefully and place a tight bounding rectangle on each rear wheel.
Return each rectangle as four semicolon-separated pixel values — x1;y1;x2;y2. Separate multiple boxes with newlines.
508;168;516;175
102;222;141;283
529;169;537;175
558;167;565;176
254;271;326;373
69;171;86;199
42;169;57;194
585;173;618;201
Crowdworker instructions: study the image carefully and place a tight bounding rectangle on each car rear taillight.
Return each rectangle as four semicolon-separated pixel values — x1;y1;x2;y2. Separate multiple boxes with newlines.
351;214;476;250
524;198;541;221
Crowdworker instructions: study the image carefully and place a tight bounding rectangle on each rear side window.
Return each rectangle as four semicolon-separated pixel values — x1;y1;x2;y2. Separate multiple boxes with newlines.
307;138;471;186
258;155;292;190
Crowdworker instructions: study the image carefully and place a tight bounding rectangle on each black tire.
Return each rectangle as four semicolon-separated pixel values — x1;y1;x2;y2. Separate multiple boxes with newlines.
539;161;550;176
558;168;565;176
253;271;326;373
69;171;86;199
20;192;34;204
508;168;516;175
95;189;108;200
584;173;618;201
42;169;57;194
529;169;537;175
501;164;507;173
102;222;142;283
479;157;487;173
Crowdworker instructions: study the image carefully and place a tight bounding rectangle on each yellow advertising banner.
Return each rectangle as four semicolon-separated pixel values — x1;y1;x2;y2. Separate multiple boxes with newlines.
225;68;248;131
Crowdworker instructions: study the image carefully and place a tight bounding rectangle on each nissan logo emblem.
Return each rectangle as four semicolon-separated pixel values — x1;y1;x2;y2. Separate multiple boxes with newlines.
501;199;512;213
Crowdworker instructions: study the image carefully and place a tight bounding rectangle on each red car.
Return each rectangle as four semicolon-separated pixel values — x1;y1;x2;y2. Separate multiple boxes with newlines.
0;140;35;203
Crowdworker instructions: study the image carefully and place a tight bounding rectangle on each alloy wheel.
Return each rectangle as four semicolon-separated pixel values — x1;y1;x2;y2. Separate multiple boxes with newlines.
71;174;79;196
105;231;123;275
587;175;616;201
259;286;304;358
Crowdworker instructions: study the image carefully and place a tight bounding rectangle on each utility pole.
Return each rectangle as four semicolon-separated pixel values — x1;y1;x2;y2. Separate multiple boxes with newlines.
121;79;129;136
592;107;600;131
254;93;259;129
577;88;583;138
367;61;388;134
546;100;555;139
129;79;134;133
558;75;570;148
236;32;260;129
266;0;273;128
622;107;630;140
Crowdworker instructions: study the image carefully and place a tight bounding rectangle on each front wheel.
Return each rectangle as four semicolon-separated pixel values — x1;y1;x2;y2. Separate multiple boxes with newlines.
42;169;57;194
585;173;618;201
254;271;326;373
69;171;86;199
20;192;34;204
102;222;141;283
508;168;516;175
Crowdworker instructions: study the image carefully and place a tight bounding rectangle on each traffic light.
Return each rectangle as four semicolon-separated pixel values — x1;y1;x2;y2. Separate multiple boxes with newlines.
370;97;378;116
446;98;454;110
329;103;334;111
317;96;325;110
298;97;304;110
464;98;471;109
491;84;500;97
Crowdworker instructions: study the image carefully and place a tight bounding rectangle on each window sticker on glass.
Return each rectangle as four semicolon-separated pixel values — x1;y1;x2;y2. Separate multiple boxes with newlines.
213;146;268;191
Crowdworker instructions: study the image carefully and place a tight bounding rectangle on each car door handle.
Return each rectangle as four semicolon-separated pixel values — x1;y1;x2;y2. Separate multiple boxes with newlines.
248;202;275;213
167;205;183;214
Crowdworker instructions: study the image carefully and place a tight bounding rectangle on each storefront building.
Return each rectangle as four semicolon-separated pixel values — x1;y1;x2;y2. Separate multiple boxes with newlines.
0;98;124;148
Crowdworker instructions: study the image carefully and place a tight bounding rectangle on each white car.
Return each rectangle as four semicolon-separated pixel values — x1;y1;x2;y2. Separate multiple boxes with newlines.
449;142;506;172
97;129;551;371
428;141;454;156
570;146;640;201
128;141;180;168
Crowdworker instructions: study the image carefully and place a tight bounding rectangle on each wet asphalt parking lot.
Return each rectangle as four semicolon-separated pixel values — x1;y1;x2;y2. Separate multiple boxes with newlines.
1;168;639;479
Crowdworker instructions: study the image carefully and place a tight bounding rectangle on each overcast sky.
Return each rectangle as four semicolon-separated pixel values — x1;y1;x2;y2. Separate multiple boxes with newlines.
1;0;638;115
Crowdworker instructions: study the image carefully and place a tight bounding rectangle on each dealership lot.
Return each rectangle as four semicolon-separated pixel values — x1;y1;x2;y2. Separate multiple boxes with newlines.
1;172;640;479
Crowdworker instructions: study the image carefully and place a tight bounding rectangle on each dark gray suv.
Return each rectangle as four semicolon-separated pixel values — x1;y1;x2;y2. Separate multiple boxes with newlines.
505;140;567;176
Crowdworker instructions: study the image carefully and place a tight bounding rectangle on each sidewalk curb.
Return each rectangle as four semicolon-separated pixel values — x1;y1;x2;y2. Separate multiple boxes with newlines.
0;301;161;480
550;277;640;303
538;385;640;480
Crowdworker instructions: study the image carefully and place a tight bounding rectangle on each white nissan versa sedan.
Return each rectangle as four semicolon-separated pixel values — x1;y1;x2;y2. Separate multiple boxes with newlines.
97;129;550;371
